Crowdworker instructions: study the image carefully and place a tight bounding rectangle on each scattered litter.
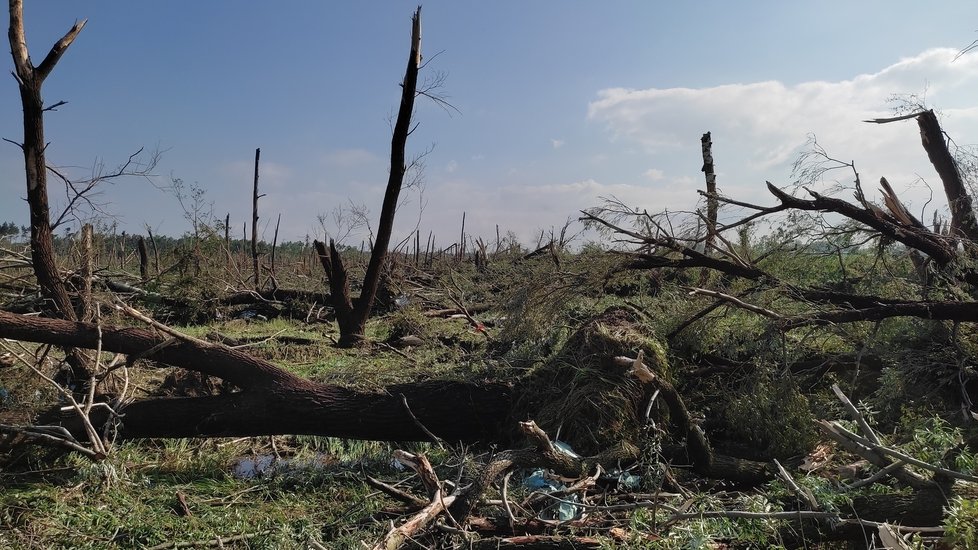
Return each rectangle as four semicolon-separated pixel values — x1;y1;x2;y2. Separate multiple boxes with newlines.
523;469;561;491
521;468;582;521
520;441;642;520
232;455;277;479
601;468;641;490
231;453;331;479
236;310;268;321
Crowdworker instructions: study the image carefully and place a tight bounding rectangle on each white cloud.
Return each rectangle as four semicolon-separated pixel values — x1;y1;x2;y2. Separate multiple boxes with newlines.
587;48;978;214
643;168;664;181
551;138;565;149
445;160;458;173
414;177;695;244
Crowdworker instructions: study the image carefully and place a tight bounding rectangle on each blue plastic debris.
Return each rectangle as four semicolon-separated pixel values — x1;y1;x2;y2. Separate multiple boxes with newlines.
602;468;641;490
523;469;561;491
521;441;586;522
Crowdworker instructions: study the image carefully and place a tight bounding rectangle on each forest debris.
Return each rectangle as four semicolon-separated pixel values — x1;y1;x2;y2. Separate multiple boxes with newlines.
372;449;457;550
799;442;835;472
877;522;916;550
394;335;424;348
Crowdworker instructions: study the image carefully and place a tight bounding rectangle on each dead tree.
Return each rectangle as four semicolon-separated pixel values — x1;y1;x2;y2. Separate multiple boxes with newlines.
587;110;978;333
700;131;718;251
0;308;512;442
866;110;978;242
315;7;422;347
251;147;262;291
7;0;90;378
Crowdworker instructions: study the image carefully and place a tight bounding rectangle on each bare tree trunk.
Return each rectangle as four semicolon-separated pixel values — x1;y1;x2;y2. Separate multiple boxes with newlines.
137;236;149;283
146;226;161;276
459;211;466;262
414;229;420;266
270;212;281;289
313;239;358;340
8;0;90;379
118;233;127;269
80;224;93;322
251;147;262;291
699;131;718;285
316;8;423;347
8;0;84;320
916;110;978;241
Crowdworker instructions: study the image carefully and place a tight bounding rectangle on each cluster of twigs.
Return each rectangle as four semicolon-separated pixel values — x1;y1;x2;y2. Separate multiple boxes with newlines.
364;361;974;548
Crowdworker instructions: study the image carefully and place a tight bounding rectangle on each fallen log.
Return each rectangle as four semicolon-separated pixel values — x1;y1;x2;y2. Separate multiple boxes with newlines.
0;309;512;442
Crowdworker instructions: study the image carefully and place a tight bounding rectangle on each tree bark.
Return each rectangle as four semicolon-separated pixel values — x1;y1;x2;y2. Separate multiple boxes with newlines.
316;7;422;347
313;239;357;340
700;131;718;259
0;309;512;442
8;0;90;379
351;6;422;335
8;1;84;320
137;236;149;283
917;110;978;241
765;182;956;265
251;147;261;291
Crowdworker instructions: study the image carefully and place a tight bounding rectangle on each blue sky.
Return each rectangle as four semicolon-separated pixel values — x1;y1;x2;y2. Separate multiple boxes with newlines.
3;2;978;245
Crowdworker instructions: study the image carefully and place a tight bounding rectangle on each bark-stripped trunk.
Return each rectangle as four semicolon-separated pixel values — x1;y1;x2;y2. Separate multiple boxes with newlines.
700;131;718;250
699;131;718;286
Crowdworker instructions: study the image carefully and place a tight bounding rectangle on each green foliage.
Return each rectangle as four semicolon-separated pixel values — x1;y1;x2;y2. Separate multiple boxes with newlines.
613;493;789;550
944;497;978;548
384;305;430;340
898;415;978;474
724;372;817;459
0;438;393;549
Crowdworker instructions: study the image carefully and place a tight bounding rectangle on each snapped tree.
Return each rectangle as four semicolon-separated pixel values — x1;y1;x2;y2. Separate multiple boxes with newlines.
7;0;89;379
314;7;422;347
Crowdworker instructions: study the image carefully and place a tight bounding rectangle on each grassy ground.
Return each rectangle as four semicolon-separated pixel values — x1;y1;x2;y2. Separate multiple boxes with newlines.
3;249;978;548
0;292;494;549
1;435;408;548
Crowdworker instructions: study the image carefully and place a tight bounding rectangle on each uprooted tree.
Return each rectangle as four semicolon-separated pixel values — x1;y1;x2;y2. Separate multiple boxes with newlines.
576;108;978;534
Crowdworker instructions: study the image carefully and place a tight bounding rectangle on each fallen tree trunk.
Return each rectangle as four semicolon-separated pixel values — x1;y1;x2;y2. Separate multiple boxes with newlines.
0;309;512;442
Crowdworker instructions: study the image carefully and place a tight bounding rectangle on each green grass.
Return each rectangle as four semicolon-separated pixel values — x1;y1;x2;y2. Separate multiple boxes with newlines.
0;303;507;549
0;437;403;549
3;243;976;548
